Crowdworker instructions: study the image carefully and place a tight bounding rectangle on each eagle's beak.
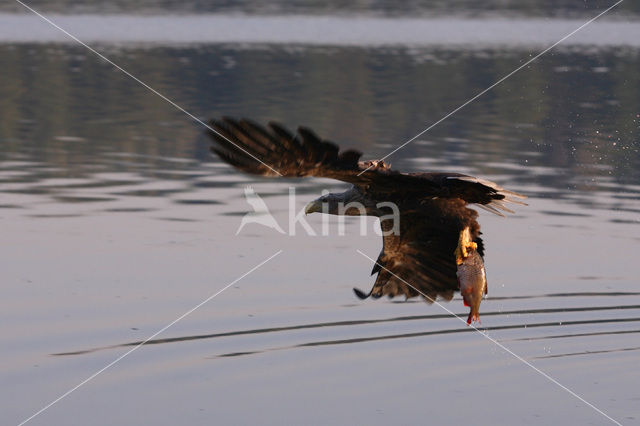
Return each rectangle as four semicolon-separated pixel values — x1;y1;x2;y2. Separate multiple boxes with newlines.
304;199;322;215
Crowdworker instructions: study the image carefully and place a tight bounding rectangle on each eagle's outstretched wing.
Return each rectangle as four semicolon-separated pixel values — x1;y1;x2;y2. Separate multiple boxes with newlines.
208;117;363;181
207;117;525;210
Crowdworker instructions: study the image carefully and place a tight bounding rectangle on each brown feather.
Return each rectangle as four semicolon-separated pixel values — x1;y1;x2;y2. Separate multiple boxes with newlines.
207;118;524;303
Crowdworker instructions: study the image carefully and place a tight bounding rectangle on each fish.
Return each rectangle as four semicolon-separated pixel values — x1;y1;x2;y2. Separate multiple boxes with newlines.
457;248;487;325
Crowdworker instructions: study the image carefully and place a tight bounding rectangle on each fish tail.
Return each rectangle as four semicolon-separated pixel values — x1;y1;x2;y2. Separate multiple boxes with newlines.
466;311;480;325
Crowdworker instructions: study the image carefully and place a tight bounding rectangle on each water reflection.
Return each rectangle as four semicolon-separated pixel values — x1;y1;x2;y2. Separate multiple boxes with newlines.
211;317;640;359
50;294;640;357
533;346;640;359
0;45;638;218
2;31;640;426
2;0;640;18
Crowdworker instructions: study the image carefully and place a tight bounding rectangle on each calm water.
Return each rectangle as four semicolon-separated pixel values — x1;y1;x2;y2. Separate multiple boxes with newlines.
1;4;640;426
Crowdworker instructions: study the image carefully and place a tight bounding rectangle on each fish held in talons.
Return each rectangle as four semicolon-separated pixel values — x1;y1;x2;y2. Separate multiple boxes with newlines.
455;227;487;325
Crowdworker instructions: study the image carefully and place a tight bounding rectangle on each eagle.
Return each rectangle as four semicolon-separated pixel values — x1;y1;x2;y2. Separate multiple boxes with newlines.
207;117;525;313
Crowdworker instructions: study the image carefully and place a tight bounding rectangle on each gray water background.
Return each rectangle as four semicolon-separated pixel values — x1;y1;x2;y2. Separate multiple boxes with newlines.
1;1;639;425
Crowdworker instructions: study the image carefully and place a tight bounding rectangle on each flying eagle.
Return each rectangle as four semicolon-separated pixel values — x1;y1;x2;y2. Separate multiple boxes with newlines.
207;117;525;319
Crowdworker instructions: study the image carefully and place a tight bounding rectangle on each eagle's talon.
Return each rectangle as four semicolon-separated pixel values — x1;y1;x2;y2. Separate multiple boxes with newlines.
455;227;476;265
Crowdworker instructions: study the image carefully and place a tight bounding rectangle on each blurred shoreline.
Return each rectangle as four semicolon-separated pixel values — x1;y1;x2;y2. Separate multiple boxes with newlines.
1;14;639;47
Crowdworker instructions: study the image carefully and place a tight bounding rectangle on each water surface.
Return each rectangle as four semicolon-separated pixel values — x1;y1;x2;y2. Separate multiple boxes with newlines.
1;6;639;426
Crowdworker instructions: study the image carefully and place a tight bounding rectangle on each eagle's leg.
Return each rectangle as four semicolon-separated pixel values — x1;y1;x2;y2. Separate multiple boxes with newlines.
454;227;477;265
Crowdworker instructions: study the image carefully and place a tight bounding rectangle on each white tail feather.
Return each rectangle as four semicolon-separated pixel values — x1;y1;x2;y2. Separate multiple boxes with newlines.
447;175;527;216
503;196;528;206
488;200;515;214
475;203;506;217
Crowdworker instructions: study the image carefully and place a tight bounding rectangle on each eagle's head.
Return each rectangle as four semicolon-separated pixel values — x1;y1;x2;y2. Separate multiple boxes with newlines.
304;187;377;216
